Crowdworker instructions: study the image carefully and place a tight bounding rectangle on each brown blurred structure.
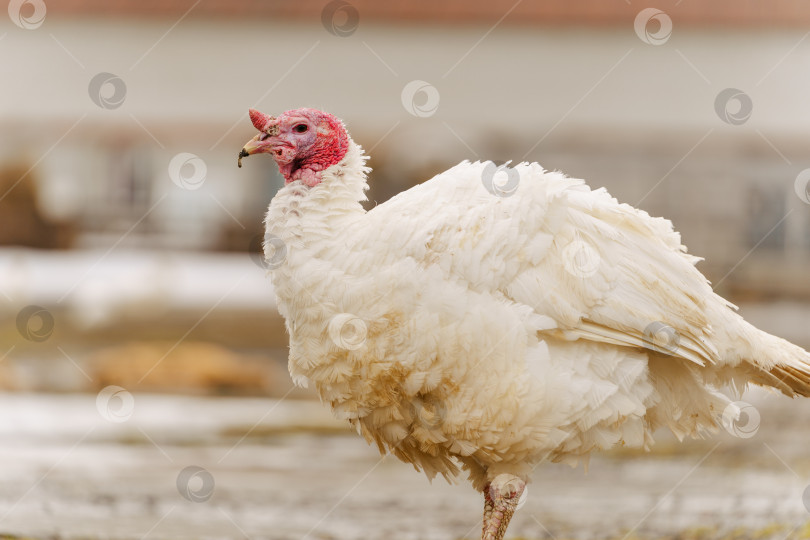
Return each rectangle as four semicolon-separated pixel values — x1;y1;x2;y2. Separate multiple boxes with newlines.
90;341;286;395
44;0;810;27
0;166;75;248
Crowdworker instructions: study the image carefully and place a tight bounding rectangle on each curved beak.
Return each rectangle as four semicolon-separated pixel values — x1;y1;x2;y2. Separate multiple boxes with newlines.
237;134;265;168
237;109;281;168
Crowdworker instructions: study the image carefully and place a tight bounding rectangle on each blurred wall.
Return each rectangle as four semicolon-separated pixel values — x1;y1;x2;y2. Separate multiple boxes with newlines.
0;2;808;299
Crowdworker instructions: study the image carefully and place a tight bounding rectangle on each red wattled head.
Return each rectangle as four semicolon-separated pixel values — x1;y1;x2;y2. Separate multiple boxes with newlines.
238;107;350;187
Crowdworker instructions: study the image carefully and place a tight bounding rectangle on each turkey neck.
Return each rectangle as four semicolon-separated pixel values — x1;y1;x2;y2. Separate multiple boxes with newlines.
263;141;370;308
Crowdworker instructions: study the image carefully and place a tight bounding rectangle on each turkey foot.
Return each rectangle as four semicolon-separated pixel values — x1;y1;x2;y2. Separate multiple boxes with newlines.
482;474;525;540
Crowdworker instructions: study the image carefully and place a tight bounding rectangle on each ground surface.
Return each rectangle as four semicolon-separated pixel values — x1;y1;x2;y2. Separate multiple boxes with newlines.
0;391;809;540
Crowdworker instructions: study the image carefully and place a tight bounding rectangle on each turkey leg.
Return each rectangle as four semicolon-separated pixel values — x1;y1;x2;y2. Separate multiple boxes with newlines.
481;474;525;540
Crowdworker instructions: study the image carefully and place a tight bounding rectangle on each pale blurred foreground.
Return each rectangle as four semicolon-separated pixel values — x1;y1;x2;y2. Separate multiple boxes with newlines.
3;249;810;539
1;390;810;540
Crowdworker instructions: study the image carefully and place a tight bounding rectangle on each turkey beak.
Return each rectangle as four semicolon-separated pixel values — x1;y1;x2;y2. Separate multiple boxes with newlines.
238;134;263;168
239;109;281;168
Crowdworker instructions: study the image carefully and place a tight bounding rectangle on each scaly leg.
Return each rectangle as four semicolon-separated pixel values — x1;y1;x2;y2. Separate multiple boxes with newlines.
481;474;525;540
482;482;494;539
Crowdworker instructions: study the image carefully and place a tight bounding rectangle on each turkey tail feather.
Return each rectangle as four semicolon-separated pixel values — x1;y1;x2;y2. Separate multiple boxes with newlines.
746;324;810;397
767;362;810;397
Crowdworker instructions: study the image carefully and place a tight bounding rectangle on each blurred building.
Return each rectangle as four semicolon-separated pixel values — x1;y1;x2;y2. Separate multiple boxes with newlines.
1;0;809;299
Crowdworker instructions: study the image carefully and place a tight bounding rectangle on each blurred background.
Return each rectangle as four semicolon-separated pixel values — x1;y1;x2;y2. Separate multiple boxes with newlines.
1;1;810;539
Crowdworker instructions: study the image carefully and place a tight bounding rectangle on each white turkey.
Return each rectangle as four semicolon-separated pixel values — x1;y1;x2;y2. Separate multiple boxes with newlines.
237;107;810;540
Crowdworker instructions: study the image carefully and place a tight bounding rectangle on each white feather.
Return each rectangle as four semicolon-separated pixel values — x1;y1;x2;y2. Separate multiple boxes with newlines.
263;139;810;490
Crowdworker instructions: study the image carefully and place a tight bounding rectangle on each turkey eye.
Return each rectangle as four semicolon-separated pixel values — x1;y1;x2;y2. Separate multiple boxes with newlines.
293;124;308;133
